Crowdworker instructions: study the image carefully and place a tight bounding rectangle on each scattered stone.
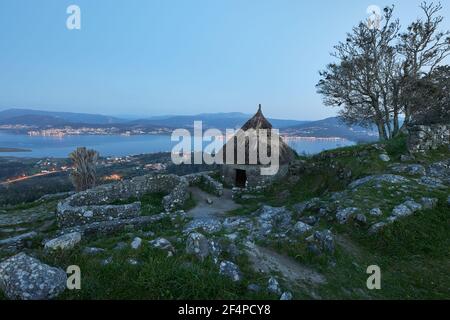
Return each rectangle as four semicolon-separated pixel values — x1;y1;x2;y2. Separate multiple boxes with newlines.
379;154;390;162
267;277;281;295
186;232;210;261
300;216;319;226
208;239;222;264
82;247;105;255
131;237;142;250
313;230;335;253
255;206;292;237
184;218;222;234
417;176;445;188
206;198;213;205
355;214;367;225
44;232;81;251
420;197;438;210
369;222;387;234
336;207;358;224
142;231;155;238
293;221;312;235
223;217;252;232
392;204;413;217
369;208;383;217
247;284;261;293
403;200;422;213
101;257;113;265
149;237;175;255
391;164;426;176
127;258;139;265
219;261;242;282
280;292;293;300
349;174;409;189
0;253;66;300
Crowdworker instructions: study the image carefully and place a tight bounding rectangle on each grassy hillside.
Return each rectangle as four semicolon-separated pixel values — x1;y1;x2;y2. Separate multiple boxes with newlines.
0;136;448;300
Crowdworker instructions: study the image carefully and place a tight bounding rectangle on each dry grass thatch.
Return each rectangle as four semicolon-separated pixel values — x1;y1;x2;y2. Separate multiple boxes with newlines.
219;105;295;165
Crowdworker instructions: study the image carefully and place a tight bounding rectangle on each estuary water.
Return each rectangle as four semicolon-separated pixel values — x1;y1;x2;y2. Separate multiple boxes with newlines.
0;132;355;158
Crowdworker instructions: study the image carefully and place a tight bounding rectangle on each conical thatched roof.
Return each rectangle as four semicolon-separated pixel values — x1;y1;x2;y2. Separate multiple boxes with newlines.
241;104;273;131
219;105;295;165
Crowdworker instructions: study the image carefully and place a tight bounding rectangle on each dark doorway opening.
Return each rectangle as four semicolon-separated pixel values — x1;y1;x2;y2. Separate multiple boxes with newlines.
235;169;247;188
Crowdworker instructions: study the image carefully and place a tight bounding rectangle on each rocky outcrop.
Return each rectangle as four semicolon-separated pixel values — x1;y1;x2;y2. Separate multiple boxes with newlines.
0;253;66;300
44;232;82;251
407;124;450;154
349;174;410;189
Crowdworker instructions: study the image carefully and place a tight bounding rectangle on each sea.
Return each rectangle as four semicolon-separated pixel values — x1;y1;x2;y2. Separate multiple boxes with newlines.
0;132;355;158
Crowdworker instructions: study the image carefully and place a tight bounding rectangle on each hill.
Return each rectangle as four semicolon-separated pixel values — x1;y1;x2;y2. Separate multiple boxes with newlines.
0;136;448;300
0;108;125;125
282;117;379;142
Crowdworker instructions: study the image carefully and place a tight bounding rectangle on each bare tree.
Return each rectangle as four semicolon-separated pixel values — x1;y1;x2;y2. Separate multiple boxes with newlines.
317;2;450;140
69;147;99;192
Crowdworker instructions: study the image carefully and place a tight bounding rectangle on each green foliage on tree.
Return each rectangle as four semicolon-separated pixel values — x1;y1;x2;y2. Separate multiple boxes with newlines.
69;147;99;192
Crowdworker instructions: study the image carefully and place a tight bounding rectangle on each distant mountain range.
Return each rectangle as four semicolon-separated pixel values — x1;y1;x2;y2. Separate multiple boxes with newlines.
0;108;378;141
0;108;125;125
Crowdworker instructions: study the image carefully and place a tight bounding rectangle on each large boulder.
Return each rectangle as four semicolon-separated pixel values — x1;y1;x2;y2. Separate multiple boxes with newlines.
0;253;66;300
186;232;210;261
392;204;413;217
255;206;292;236
349;174;409;189
44;232;81;251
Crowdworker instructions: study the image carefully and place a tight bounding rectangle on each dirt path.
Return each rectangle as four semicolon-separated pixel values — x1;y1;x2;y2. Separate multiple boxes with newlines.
186;187;241;219
245;241;326;286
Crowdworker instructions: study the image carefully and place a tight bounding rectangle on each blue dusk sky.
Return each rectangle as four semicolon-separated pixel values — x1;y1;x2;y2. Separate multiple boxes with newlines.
0;0;448;120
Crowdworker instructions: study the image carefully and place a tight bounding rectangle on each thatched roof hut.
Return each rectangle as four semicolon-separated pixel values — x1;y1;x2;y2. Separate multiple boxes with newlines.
219;104;295;188
219;104;295;165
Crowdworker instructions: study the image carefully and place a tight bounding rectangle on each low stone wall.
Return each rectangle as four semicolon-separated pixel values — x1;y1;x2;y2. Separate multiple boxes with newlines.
57;174;189;228
407;124;450;153
185;172;224;196
57;173;223;228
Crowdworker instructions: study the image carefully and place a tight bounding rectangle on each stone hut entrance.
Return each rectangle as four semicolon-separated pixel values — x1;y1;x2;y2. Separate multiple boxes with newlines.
235;169;247;188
